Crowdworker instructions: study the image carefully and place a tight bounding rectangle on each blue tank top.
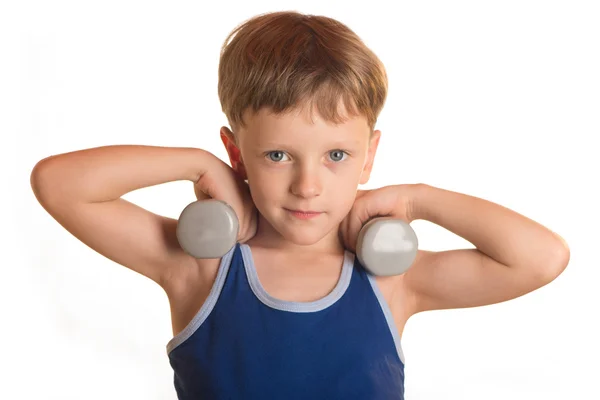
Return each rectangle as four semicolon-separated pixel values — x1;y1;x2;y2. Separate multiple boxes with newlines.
167;242;406;399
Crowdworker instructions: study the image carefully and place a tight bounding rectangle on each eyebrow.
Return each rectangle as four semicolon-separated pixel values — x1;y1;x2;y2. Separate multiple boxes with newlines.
254;140;362;148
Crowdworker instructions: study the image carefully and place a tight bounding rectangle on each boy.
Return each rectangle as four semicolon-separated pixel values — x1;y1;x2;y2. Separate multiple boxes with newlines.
30;11;570;400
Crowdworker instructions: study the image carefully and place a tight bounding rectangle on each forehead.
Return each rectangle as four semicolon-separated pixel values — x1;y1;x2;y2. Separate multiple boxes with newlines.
238;103;369;146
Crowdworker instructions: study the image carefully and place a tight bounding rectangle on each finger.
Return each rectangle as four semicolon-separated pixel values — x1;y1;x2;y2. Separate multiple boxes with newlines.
346;209;363;253
346;207;368;253
342;190;368;252
338;214;350;251
355;189;369;199
347;191;385;252
194;181;212;201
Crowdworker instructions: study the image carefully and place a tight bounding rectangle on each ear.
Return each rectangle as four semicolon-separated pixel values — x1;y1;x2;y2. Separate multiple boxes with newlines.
359;130;381;185
220;126;248;180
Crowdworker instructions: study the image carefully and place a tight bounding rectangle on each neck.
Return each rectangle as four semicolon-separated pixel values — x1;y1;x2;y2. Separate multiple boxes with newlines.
246;211;346;256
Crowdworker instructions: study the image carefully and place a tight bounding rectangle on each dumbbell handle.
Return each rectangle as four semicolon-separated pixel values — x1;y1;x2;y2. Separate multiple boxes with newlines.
176;200;418;276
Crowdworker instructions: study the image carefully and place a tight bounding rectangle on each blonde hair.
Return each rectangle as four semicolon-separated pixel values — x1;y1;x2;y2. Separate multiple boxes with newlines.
218;11;388;137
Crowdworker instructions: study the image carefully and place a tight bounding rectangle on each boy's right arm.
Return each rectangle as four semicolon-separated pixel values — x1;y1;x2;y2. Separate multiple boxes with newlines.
30;145;226;294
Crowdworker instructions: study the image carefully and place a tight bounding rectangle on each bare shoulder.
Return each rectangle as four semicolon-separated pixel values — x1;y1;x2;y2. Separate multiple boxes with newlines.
164;252;221;300
163;254;222;336
372;272;419;337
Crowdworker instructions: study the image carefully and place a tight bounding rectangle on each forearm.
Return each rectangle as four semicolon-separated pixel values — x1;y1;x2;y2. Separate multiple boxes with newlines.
411;184;570;272
31;145;215;204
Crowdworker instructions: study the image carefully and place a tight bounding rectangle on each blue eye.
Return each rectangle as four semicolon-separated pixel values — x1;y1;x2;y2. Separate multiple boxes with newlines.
267;151;287;162
265;150;348;163
329;150;347;162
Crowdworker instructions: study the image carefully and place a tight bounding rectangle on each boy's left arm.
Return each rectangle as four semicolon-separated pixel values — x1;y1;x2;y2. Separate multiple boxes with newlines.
400;184;570;314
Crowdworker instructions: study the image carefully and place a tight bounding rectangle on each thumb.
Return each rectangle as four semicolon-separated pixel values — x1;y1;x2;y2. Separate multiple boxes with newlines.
343;190;371;252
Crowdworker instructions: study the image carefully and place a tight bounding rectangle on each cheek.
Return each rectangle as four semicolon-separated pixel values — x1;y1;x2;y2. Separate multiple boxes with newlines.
335;175;362;211
331;184;358;211
340;192;358;214
245;162;272;181
246;178;278;209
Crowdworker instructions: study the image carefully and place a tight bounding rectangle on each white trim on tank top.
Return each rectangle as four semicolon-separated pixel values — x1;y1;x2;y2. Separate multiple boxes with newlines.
240;243;354;313
166;243;405;365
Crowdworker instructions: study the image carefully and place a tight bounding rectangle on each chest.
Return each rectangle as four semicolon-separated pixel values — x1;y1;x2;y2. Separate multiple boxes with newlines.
167;252;412;339
251;250;347;302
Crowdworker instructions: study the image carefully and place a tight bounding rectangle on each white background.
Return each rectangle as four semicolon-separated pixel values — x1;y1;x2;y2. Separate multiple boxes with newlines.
3;1;598;399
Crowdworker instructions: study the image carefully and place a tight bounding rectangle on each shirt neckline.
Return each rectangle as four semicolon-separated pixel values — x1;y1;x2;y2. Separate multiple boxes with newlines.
239;243;355;313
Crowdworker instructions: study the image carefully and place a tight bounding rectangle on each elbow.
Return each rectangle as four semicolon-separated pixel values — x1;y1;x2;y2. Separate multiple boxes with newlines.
553;233;571;273
541;239;571;283
30;161;47;200
30;159;59;205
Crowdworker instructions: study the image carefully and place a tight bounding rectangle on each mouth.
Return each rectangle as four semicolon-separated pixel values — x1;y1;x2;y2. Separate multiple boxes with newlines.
285;209;323;219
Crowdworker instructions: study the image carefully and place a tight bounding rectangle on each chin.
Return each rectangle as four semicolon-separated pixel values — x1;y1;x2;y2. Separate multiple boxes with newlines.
283;224;339;247
284;230;319;245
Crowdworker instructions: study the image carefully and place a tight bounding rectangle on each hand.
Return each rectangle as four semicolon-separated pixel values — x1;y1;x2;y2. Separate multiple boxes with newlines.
194;155;258;244
339;184;417;253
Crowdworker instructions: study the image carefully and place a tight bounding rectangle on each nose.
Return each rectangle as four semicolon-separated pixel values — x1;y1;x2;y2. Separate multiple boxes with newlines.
290;164;322;198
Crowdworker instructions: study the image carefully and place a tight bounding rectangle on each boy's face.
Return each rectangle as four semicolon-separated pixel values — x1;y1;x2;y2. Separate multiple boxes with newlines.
220;102;381;252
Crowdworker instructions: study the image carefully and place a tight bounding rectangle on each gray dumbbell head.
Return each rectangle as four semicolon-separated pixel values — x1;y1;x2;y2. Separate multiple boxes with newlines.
176;200;239;259
356;218;418;276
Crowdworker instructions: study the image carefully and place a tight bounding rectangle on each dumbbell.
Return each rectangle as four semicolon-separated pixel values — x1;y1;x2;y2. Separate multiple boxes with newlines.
176;199;418;276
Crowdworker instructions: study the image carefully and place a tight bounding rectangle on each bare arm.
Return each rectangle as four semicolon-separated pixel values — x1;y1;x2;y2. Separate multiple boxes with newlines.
31;145;209;203
30;145;218;290
400;184;569;314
